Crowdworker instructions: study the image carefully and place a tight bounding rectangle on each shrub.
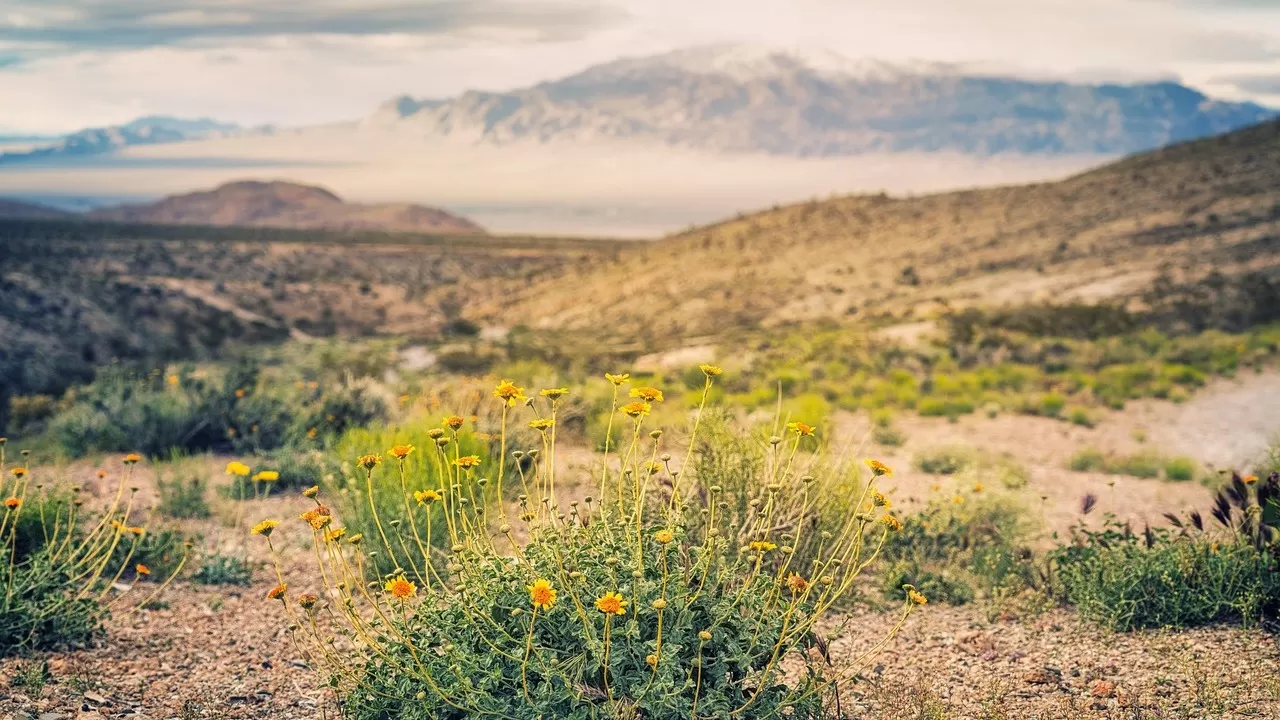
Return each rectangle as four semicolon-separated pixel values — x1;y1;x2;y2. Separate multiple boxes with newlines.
1108;452;1162;479
192;552;254;586
879;492;1036;605
1068;448;1106;472
255;376;923;718
872;425;907;447
156;454;212;519
1163;456;1197;482
1052;519;1280;631
914;445;973;475
0;451;179;656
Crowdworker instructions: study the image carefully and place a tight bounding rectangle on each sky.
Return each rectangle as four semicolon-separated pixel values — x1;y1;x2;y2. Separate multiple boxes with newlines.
2;0;1280;135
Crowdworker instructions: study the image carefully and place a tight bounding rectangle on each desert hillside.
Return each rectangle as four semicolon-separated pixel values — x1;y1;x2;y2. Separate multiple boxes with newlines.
477;118;1280;342
87;180;485;234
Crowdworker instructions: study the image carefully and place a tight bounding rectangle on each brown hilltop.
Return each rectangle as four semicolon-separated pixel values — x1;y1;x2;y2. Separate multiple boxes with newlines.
87;180;485;235
474;119;1280;343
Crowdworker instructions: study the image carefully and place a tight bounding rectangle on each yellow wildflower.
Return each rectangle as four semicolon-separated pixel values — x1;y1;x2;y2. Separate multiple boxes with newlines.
540;388;569;400
4;497;20;510
10;468;25;479
389;444;415;460
384;576;417;601
493;380;526;407
865;459;893;477
699;364;723;377
630;387;664;403
414;488;443;505
123;453;143;465
748;540;777;553
604;372;630;385
300;505;332;529
454;455;482;469
225;461;251;477
325;527;346;542
880;515;903;532
528;579;558;610
298;593;319;610
872;490;891;508
620;401;651;418
907;588;928;606
443;415;465;430
529;418;554;430
787;421;816;437
267;583;288;601
595;592;627;616
358;454;382;470
785;574;810;595
252;470;279;482
654;529;674;544
1243;475;1259;485
135;564;151;577
303;485;320;498
251;519;279;537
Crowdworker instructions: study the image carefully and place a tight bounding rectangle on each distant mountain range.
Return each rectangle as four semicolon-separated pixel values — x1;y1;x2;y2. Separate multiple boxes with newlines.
0;181;484;234
0;116;246;163
364;44;1276;156
7;45;1276;166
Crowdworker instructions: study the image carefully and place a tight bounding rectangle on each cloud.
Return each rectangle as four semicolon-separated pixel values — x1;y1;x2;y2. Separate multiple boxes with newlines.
1213;73;1280;96
0;0;620;51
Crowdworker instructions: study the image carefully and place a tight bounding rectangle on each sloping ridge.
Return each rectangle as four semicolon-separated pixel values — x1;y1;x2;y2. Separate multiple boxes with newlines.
0;198;72;220
477;119;1280;341
87;180;485;235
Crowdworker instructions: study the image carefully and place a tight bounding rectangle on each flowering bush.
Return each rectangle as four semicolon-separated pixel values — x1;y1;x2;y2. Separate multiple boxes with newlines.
260;370;923;718
0;446;187;656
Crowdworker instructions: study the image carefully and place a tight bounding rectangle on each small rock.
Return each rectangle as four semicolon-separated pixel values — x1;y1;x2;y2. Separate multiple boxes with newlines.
1092;679;1117;698
82;692;109;706
1023;666;1061;685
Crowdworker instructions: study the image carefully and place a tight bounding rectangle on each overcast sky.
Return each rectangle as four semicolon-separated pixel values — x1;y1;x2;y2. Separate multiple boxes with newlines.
2;0;1279;134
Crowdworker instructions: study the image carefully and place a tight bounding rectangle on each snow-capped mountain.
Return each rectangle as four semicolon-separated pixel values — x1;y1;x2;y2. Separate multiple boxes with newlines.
0;116;244;163
366;44;1275;156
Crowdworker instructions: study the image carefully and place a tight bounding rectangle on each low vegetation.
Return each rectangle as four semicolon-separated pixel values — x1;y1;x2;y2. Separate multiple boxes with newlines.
255;373;925;718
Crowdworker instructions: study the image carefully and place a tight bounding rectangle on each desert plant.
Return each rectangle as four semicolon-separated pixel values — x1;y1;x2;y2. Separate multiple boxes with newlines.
192;552;254;586
914;445;974;475
879;490;1037;605
0;448;187;656
253;372;924;719
156;454;212;519
1052;516;1280;631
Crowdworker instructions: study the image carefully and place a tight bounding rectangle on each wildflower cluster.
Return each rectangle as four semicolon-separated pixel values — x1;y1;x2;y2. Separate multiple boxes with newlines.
262;373;921;719
0;449;188;655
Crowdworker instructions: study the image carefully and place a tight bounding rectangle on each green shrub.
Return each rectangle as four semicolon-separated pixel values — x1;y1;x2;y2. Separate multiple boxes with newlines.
1109;452;1162;479
1066;407;1094;428
259;377;921;719
1052;521;1280;630
872;425;907;447
1163;456;1197;482
1;454;166;656
914;445;973;475
1037;392;1067;418
45;361;388;459
192;552;254;586
1068;448;1107;472
156;454;212;519
879;493;1036;605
